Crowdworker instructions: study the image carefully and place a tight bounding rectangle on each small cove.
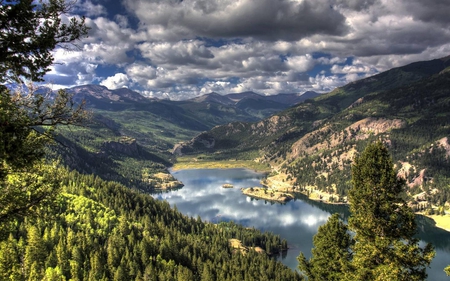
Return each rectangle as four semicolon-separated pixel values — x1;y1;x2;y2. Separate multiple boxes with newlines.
151;168;450;280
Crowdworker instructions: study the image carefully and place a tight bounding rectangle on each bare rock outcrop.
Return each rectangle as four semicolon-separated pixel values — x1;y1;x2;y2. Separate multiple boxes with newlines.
172;133;215;156
101;137;140;157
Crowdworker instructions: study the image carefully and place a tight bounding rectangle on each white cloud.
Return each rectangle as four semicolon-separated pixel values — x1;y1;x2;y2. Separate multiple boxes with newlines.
100;73;130;89
330;63;377;75
285;55;315;72
125;64;158;87
75;0;107;17
41;0;450;99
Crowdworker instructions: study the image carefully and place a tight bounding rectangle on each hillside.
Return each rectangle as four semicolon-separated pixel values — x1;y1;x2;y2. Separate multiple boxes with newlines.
53;85;313;190
175;56;450;208
0;169;301;280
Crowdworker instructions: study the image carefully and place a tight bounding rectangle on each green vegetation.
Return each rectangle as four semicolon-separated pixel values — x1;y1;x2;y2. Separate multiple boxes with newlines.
2;1;450;279
179;56;450;212
298;213;352;281
173;156;271;172
0;170;302;280
0;0;89;83
0;0;89;226
298;142;435;280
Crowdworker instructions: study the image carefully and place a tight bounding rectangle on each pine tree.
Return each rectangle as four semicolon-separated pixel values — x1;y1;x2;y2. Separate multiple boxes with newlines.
0;0;89;83
297;213;352;281
24;226;47;275
0;0;89;229
348;142;434;281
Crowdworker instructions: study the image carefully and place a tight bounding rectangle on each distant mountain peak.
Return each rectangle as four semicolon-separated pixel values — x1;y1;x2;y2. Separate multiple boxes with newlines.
68;84;147;102
190;92;234;105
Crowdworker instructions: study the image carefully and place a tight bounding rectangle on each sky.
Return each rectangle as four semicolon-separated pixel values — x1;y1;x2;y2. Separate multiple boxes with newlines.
44;0;450;100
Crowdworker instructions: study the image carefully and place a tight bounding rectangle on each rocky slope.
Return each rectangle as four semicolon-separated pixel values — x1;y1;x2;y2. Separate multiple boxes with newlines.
175;56;450;208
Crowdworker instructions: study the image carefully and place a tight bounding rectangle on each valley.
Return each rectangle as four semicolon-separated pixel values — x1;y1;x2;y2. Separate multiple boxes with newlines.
4;1;450;279
33;55;450;280
52;56;450;231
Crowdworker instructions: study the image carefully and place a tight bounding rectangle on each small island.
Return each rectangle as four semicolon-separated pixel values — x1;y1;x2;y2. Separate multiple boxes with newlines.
242;187;294;203
145;172;184;190
222;183;234;188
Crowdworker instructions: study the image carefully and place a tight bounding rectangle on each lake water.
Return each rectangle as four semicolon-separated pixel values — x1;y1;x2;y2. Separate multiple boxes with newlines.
152;168;450;280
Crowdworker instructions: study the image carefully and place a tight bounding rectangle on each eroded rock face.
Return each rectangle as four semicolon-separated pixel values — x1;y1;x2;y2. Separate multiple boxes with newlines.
437;137;450;157
101;137;140;157
290;117;406;159
251;115;291;136
172;133;215;156
346;117;406;136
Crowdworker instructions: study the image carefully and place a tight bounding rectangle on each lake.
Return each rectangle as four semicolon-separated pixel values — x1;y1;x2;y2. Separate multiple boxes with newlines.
151;168;450;280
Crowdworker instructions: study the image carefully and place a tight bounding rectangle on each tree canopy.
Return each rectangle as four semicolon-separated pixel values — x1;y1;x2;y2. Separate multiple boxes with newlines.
298;142;435;281
298;213;352;281
0;0;89;83
348;141;434;281
0;0;89;228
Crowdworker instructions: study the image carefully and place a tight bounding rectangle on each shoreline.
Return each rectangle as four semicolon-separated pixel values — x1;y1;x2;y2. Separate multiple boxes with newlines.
241;187;294;203
171;158;271;173
169;160;450;233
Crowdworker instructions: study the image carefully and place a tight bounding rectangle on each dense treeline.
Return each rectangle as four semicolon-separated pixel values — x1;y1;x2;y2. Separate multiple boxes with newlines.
0;169;301;281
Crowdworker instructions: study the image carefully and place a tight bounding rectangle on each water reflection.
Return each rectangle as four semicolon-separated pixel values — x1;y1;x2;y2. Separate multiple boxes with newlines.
151;168;450;281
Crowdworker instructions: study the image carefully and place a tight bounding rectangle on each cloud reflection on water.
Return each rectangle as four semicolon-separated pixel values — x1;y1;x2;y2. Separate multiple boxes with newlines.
150;168;450;280
156;168;330;230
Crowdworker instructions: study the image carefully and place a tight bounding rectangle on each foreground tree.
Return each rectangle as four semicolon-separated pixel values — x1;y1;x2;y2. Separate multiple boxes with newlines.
0;0;89;83
0;0;89;229
298;213;352;281
298;142;434;281
348;142;434;281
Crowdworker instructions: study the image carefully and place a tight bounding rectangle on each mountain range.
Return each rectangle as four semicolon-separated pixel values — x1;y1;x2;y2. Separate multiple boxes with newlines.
174;55;450;208
52;85;317;189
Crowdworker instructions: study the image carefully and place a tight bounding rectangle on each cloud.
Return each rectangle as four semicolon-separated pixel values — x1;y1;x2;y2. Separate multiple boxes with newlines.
42;0;450;99
74;0;108;17
124;0;348;41
138;40;214;66
100;73;130;89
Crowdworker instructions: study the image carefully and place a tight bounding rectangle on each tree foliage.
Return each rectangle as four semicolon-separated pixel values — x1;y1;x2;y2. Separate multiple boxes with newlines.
348;142;434;281
0;0;89;227
0;85;88;228
298;213;352;281
0;0;89;83
0;169;303;280
298;142;435;281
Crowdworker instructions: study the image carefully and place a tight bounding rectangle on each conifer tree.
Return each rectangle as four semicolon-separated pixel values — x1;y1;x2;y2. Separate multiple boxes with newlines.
348;141;434;281
0;0;89;83
298;142;435;281
297;213;352;281
0;0;89;228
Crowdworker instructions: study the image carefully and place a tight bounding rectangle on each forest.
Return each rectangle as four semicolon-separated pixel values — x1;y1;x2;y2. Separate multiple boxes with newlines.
1;1;450;280
0;170;301;281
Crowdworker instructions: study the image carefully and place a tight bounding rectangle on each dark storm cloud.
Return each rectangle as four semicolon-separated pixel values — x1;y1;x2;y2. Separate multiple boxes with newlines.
46;0;450;99
125;0;349;41
403;0;450;25
335;0;378;11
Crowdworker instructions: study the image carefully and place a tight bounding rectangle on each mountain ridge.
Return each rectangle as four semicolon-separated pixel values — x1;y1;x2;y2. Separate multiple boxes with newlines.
174;56;450;208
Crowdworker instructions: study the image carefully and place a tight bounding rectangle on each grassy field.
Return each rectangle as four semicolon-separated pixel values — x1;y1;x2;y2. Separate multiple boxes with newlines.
172;157;271;172
426;214;450;231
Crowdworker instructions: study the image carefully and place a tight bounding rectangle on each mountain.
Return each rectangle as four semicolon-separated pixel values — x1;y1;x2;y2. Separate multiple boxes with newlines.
189;92;235;105
174;56;450;207
68;84;149;104
54;85;314;189
265;91;319;104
